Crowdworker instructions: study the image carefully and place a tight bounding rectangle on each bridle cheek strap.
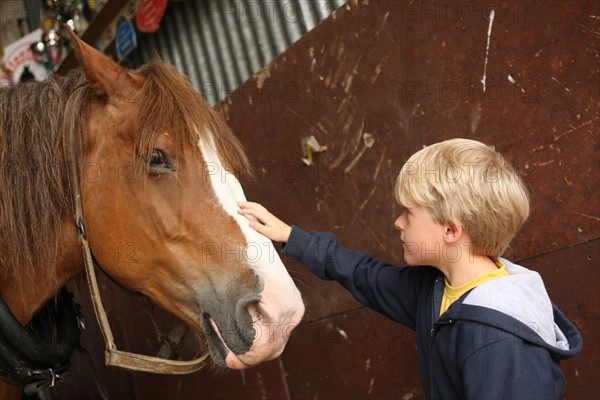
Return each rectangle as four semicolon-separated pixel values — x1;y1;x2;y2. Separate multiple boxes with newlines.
79;233;208;374
64;88;208;374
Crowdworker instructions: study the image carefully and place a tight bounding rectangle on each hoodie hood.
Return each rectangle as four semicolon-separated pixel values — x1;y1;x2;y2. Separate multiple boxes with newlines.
453;259;582;357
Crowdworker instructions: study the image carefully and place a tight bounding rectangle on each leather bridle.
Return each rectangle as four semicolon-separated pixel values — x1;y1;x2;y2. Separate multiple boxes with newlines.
64;87;208;374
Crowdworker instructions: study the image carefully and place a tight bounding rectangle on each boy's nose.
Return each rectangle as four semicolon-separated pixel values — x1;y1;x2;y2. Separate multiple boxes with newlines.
394;216;403;231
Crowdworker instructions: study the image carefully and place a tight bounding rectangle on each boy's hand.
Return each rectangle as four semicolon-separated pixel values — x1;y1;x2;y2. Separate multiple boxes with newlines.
237;202;292;243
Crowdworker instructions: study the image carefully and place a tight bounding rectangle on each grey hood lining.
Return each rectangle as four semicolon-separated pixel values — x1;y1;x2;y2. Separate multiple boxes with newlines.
462;259;570;350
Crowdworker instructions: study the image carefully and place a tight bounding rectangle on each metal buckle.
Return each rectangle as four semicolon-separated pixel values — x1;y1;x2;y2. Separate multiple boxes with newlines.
32;368;61;388
77;217;87;239
77;314;86;331
23;368;64;396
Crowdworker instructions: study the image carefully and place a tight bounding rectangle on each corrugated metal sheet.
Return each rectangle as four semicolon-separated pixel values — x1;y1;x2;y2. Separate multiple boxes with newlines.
130;0;347;105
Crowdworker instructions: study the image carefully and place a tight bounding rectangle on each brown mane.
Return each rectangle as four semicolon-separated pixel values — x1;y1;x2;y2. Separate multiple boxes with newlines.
0;57;250;288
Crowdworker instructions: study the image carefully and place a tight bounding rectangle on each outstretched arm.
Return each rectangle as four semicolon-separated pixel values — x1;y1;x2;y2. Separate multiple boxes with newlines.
237;202;292;243
238;202;428;328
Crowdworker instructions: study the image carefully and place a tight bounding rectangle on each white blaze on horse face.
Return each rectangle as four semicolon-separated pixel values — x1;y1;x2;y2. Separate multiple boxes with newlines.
197;135;304;368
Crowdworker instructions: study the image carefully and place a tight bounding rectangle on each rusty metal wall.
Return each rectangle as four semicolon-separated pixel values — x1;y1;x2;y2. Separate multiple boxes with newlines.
57;0;598;399
130;0;347;105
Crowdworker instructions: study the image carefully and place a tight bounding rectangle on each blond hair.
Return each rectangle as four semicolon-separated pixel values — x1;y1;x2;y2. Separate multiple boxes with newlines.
395;138;530;258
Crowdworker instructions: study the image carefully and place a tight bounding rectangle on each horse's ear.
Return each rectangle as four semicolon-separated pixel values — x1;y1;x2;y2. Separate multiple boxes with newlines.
66;25;140;98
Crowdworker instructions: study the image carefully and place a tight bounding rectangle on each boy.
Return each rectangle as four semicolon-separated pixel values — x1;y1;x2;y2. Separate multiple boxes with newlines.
238;138;582;399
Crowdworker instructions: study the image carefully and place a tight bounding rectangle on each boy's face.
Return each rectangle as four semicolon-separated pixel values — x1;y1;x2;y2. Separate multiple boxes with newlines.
394;206;446;266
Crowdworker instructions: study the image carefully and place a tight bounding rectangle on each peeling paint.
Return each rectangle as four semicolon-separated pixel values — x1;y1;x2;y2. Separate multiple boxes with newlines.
572;212;600;222
371;55;390;84
375;12;390;36
357;185;378;212
336;326;349;340
254;68;271;90
481;10;496;93
330;114;365;170
344;133;376;174
551;76;572;93
372;149;386;181
536;160;556;167
470;102;483;134
554;119;596;141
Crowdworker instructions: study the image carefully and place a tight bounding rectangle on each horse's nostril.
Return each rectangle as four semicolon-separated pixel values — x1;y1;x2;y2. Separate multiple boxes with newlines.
235;294;261;332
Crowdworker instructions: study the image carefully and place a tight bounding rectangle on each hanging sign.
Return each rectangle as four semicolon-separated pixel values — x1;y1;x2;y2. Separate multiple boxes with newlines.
1;29;48;84
136;0;168;33
115;19;138;60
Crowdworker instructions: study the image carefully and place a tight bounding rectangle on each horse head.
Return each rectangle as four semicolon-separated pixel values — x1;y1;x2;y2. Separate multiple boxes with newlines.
68;34;304;369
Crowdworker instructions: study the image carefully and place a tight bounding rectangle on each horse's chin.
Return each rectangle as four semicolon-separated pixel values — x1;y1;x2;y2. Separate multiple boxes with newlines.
199;313;247;369
201;313;228;367
201;314;273;370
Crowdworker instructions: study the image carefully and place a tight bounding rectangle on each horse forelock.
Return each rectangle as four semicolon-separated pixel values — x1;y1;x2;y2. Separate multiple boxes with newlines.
132;59;252;178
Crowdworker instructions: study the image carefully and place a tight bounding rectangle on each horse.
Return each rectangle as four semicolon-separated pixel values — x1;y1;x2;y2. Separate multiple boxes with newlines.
0;30;304;399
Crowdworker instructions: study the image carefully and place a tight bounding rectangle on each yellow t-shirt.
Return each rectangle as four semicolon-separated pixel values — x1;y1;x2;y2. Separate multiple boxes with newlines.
440;259;508;316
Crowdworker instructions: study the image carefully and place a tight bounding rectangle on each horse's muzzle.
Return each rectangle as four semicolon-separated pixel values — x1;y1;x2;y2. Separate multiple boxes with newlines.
200;293;259;365
200;287;305;369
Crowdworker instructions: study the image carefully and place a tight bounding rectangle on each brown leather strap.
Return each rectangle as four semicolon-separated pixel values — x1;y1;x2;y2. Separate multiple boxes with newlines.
64;87;208;374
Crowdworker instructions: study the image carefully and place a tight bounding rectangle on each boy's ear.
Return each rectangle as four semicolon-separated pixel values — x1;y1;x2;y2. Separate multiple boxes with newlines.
443;220;463;243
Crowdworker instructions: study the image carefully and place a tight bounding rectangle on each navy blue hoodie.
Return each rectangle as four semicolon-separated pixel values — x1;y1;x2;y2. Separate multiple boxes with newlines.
283;227;583;400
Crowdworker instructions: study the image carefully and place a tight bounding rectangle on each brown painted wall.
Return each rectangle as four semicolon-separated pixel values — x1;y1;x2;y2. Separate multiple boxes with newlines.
58;0;598;398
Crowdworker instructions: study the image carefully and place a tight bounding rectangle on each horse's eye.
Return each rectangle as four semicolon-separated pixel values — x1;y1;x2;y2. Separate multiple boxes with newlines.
150;150;166;166
148;150;173;173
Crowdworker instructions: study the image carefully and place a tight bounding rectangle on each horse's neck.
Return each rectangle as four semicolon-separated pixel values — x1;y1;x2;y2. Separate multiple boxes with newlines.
0;218;83;325
0;381;23;400
0;218;83;396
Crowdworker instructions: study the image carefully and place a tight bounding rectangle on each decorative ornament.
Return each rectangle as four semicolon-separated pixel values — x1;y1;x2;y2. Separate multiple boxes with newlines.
115;18;138;61
136;0;168;33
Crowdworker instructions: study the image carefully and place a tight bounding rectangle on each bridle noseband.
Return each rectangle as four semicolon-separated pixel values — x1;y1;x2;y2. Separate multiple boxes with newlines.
64;87;208;374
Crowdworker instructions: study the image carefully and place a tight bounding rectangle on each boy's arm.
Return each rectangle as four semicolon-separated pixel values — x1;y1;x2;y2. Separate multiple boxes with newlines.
237;201;433;328
283;225;434;329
